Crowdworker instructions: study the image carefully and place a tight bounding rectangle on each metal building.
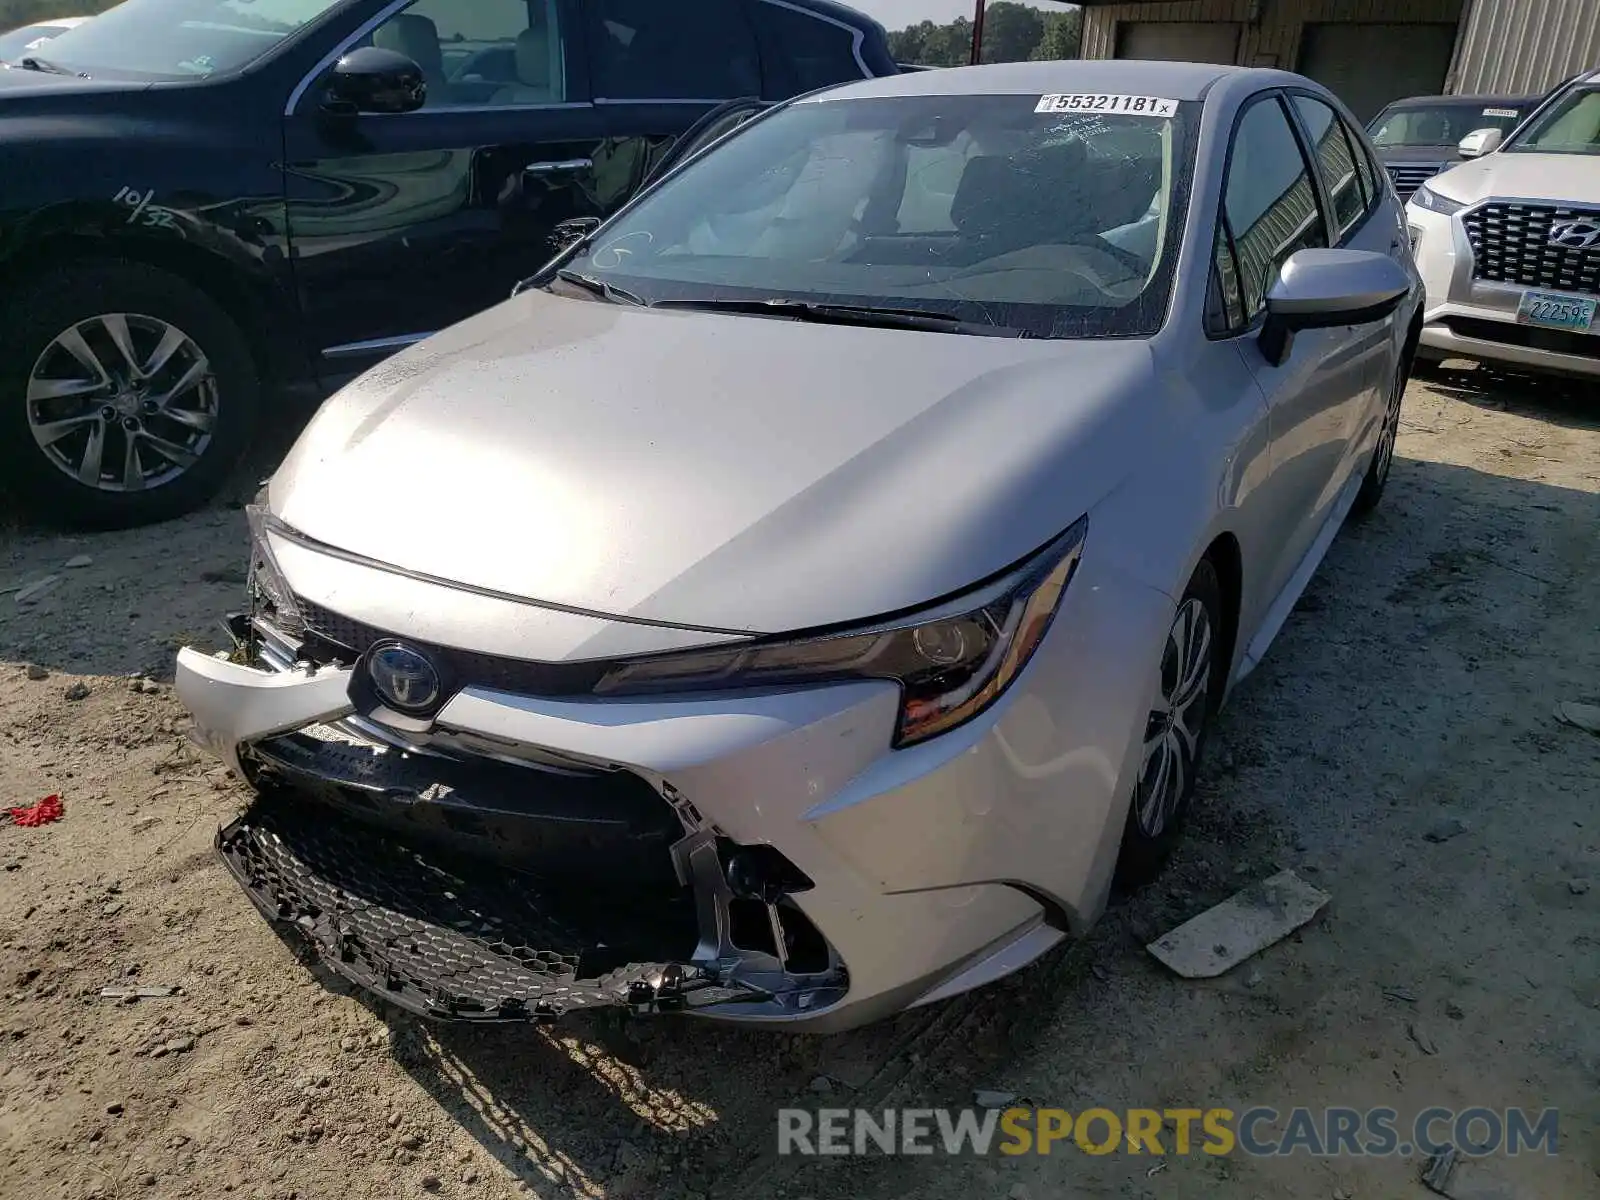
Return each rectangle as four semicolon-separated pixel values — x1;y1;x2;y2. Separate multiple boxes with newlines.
1077;0;1600;120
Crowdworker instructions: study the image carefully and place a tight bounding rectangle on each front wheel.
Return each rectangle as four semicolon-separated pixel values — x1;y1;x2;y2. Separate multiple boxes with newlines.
1115;559;1225;887
1350;352;1408;520
0;260;260;529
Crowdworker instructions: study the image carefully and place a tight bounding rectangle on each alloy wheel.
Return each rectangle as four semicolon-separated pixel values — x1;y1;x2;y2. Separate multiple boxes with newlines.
1135;596;1213;839
26;312;218;493
1372;363;1404;488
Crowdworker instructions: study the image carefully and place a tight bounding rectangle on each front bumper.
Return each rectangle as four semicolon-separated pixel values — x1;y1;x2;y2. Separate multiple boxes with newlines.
1409;203;1600;380
179;524;1168;1030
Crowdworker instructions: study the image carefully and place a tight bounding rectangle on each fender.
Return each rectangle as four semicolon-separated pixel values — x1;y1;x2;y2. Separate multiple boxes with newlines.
0;87;311;385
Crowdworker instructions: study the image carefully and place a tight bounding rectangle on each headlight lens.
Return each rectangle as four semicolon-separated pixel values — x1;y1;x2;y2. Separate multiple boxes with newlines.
595;517;1087;746
1409;184;1465;216
245;502;303;632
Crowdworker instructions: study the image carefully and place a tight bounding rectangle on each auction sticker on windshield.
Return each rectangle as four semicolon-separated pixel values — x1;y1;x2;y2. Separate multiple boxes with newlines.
1516;289;1597;333
1036;94;1178;117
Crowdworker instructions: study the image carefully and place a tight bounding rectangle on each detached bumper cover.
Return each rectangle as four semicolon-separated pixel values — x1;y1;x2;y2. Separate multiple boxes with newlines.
219;791;757;1021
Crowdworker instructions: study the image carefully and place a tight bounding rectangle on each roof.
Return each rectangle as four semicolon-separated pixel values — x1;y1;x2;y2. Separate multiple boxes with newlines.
1382;93;1538;108
813;58;1240;103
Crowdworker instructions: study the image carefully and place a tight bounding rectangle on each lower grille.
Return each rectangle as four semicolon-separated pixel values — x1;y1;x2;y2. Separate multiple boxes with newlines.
1462;203;1600;295
248;725;686;881
217;791;748;1020
1441;316;1600;360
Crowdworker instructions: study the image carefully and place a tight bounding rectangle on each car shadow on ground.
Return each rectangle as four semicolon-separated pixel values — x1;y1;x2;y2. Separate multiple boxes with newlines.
1418;360;1600;432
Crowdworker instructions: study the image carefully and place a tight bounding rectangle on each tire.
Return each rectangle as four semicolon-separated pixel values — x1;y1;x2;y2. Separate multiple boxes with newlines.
0;260;260;530
1350;348;1409;521
1115;558;1225;887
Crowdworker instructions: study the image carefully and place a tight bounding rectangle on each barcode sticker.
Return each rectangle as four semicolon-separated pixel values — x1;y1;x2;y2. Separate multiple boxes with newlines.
1036;93;1179;117
1482;107;1518;118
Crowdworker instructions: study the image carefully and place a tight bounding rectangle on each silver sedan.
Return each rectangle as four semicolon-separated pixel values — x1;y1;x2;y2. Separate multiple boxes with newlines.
177;59;1421;1032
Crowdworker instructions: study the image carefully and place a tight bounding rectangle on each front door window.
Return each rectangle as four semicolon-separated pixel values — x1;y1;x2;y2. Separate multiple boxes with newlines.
367;0;569;108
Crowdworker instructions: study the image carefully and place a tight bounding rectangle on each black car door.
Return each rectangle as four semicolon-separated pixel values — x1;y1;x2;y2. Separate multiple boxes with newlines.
580;0;767;210
639;97;771;191
281;0;606;377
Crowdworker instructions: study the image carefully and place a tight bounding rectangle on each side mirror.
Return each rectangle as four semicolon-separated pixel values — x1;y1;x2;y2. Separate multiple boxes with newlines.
548;216;600;254
1457;127;1503;158
1259;249;1411;367
325;46;425;116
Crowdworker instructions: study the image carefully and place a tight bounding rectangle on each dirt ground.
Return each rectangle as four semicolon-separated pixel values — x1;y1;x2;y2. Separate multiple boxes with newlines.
1;363;1597;1200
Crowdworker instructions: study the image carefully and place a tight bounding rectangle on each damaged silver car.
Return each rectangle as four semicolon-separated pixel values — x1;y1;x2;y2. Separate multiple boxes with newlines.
177;60;1420;1031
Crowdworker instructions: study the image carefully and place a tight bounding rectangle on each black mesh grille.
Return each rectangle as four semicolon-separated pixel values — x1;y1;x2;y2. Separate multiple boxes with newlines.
1385;163;1438;201
1462;203;1600;295
216;792;740;1020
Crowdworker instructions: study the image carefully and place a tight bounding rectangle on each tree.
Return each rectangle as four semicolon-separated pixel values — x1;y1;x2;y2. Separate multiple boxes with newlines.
886;3;1079;69
1032;9;1083;61
980;2;1043;64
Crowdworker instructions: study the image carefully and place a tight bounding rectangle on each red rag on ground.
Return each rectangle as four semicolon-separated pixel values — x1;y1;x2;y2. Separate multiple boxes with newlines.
7;794;64;827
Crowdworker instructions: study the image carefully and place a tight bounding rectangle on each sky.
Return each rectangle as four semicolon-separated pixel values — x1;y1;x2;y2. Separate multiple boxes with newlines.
851;0;1071;32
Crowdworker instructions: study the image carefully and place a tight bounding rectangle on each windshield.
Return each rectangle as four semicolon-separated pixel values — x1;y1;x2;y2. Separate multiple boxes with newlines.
1369;101;1526;148
1508;86;1600;155
25;0;343;80
564;92;1196;339
0;23;72;60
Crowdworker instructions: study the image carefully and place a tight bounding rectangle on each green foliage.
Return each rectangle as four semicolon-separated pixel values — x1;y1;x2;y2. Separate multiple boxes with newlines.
886;2;1081;68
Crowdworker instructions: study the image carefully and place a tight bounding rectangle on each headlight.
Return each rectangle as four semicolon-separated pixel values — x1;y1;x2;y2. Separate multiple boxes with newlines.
595;517;1087;746
1410;184;1465;216
245;502;303;632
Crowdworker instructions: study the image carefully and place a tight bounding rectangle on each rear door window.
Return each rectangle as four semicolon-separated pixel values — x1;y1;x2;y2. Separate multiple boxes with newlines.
588;0;760;100
750;0;865;96
1292;94;1368;239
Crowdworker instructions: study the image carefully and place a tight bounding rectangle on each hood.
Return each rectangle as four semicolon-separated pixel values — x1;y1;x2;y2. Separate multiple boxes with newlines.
272;290;1155;635
1428;151;1600;203
1376;145;1458;165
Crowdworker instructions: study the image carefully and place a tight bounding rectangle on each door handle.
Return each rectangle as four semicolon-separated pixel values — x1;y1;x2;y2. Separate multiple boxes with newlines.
524;158;593;177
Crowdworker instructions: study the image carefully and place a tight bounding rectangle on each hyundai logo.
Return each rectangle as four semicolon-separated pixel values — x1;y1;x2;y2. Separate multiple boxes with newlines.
368;643;442;714
1548;219;1600;250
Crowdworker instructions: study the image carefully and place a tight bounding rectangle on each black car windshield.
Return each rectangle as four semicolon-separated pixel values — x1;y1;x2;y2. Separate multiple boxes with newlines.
1369;101;1526;147
1507;86;1600;155
564;92;1198;339
23;0;344;80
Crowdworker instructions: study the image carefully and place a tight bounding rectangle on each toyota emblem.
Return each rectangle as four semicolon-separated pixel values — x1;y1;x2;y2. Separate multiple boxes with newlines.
1548;219;1600;250
368;643;442;714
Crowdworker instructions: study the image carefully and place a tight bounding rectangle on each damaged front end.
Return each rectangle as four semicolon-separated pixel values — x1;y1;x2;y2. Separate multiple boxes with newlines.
181;514;848;1024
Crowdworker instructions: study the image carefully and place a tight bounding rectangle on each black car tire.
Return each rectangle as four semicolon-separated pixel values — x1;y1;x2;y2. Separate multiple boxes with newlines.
1350;351;1409;521
0;260;259;529
1114;558;1225;888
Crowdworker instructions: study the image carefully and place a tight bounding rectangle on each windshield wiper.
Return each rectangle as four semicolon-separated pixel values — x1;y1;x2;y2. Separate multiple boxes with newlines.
649;298;1027;337
17;55;79;76
553;269;645;307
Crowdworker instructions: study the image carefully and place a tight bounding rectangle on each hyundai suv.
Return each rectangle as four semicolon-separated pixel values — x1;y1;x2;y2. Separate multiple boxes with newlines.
1407;68;1600;381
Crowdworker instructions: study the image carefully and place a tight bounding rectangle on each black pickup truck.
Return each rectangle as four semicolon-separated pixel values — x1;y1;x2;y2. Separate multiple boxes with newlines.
0;0;895;528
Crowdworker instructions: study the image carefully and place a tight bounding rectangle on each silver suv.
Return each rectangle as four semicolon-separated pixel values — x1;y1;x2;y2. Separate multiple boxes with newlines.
1407;68;1600;380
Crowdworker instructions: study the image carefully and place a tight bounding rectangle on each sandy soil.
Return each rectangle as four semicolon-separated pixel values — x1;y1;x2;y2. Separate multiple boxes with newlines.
1;365;1596;1200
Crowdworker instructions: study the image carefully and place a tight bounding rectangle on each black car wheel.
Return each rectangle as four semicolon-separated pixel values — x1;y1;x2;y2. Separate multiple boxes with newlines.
1351;351;1408;520
1115;558;1225;887
0;260;259;529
